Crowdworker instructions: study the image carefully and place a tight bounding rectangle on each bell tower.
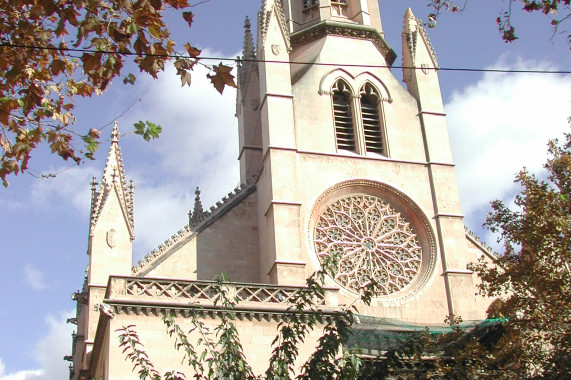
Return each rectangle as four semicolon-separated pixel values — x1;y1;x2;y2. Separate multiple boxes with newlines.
236;1;487;322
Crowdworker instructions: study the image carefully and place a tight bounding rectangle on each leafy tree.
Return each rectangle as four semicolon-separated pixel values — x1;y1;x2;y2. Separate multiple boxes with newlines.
427;0;571;48
467;131;571;378
0;0;236;187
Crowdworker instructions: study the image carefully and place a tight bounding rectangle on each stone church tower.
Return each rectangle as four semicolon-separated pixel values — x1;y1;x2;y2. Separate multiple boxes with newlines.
69;1;494;378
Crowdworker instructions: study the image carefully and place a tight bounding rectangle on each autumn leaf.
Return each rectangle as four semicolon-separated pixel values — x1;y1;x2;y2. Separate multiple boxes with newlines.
182;11;194;28
184;43;201;58
207;63;237;95
0;135;11;153
50;59;66;75
88;128;101;139
180;71;191;87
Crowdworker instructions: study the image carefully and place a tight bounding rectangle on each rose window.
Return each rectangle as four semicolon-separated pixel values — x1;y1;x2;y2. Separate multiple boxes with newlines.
313;194;423;296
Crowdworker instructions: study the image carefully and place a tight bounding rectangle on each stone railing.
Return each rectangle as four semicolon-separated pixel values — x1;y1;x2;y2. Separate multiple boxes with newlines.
105;276;340;312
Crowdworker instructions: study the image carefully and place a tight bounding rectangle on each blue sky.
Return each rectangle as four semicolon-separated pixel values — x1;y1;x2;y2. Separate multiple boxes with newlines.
0;1;570;378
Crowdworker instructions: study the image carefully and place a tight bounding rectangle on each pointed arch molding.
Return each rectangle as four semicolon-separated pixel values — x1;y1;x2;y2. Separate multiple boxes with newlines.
307;179;437;304
318;69;392;103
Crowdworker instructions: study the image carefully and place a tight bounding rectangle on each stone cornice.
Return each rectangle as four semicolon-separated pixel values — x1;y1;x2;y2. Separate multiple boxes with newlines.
290;21;396;67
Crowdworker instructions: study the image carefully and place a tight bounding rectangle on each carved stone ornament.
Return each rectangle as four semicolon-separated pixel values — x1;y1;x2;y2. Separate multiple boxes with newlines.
271;44;280;56
310;181;436;301
106;228;116;248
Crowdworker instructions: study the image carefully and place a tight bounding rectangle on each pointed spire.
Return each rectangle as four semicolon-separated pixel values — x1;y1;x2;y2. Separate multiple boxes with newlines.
243;16;255;59
190;187;205;225
404;8;416;34
89;122;135;241
239;16;257;92
402;8;438;68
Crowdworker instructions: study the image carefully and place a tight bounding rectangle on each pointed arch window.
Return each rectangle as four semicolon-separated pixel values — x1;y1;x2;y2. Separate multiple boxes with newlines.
360;83;385;155
330;80;388;156
332;80;356;152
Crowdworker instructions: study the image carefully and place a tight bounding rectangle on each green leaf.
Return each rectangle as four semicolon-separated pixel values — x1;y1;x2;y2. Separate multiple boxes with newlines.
134;120;162;141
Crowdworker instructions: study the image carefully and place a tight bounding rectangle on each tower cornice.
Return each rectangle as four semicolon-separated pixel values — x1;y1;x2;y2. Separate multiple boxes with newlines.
290;20;396;66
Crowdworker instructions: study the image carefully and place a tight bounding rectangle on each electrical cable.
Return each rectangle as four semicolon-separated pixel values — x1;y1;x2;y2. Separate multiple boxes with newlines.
1;42;570;74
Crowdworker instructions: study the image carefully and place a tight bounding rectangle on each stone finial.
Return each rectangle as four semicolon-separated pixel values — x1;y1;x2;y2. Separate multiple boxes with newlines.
111;120;120;142
243;16;255;59
404;8;416;33
402;7;438;69
190;187;205;225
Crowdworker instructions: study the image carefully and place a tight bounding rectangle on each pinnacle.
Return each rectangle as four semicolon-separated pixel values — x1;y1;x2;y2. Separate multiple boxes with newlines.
404;7;415;19
403;8;418;34
190;186;205;225
111;120;120;142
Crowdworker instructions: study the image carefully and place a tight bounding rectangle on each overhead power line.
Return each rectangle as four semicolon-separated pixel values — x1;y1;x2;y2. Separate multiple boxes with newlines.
1;42;570;75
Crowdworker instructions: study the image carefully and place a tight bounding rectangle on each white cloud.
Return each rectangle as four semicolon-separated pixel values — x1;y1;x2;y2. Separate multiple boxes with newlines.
125;48;240;184
447;59;571;233
121;50;241;256
0;310;74;380
29;165;99;216
0;361;42;380
23;264;47;291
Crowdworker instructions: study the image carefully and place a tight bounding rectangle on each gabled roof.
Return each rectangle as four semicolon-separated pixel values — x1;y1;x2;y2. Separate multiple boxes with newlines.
89;122;135;241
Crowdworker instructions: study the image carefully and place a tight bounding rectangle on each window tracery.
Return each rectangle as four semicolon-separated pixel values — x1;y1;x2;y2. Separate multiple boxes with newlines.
331;80;387;156
313;194;423;296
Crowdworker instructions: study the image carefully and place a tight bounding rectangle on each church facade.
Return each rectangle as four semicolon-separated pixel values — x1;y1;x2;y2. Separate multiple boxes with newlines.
69;1;495;378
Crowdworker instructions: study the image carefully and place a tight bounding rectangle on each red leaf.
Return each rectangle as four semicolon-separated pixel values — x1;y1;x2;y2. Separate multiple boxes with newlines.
182;12;194;28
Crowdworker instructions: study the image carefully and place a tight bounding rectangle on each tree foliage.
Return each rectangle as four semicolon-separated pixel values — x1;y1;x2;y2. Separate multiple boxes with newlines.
427;0;571;48
467;131;571;378
0;0;236;187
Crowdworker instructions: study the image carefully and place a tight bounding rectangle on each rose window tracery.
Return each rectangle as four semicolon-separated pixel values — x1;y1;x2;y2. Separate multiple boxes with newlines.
313;194;423;296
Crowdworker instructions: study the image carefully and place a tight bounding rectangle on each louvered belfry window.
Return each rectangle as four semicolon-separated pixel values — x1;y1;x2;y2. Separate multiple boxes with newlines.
360;84;385;155
332;80;356;152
